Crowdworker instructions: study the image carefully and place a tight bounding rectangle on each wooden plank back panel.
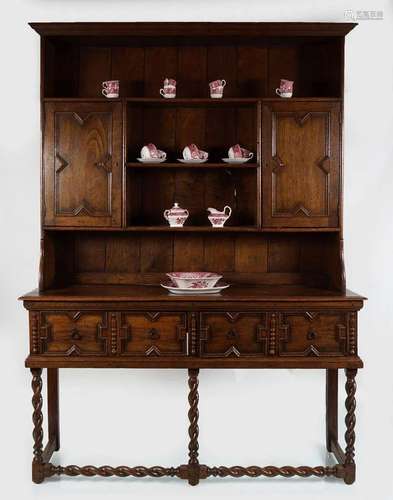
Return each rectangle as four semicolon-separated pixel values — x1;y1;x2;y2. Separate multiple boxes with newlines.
79;47;111;97
178;46;207;97
111;47;145;97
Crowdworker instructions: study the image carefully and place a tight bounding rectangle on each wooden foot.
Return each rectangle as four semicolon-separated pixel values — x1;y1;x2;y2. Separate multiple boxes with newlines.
187;369;200;486
343;368;357;485
31;368;44;484
47;368;60;451
325;369;338;452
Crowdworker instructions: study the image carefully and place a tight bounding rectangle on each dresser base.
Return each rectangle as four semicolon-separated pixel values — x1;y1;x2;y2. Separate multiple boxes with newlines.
30;367;358;486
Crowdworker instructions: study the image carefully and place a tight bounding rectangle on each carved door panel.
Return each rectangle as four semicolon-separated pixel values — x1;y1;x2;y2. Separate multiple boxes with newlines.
43;101;122;227
199;312;269;358
262;100;341;228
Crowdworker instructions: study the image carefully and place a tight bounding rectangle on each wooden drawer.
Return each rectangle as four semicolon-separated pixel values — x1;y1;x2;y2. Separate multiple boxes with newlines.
119;312;188;356
35;311;111;356
199;312;269;357
277;311;356;357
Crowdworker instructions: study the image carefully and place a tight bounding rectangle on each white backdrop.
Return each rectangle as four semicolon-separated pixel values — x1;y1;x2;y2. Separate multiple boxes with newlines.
1;1;392;499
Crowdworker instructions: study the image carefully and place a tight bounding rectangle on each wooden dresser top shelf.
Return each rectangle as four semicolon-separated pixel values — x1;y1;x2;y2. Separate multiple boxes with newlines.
20;285;366;303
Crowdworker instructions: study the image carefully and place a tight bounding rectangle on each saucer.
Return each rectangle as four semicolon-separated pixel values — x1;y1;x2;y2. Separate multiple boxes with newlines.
177;158;208;164
222;157;252;164
161;283;230;295
137;158;166;163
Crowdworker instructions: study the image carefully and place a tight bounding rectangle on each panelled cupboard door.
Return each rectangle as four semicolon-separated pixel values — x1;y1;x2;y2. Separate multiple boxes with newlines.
43;101;122;227
262;100;341;228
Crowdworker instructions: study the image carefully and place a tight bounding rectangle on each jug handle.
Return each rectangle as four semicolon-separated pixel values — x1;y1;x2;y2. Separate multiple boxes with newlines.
224;206;232;217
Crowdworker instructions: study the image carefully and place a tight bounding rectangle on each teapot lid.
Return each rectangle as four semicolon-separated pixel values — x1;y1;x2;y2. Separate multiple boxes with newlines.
169;202;187;214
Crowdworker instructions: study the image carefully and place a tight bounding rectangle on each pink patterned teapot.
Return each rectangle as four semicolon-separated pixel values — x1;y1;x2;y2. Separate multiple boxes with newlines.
164;203;189;227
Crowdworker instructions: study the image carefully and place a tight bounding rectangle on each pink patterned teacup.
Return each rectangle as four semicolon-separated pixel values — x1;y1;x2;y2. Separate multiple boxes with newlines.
160;78;176;98
228;144;253;160
209;79;226;98
102;80;119;98
276;79;294;98
140;143;167;160
182;144;208;161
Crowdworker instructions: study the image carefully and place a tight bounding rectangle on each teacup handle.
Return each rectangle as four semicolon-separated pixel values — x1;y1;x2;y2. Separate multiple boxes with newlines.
224;206;232;217
275;88;282;96
160;89;165;97
248;152;254;159
164;210;170;221
222;80;227;87
160;151;167;160
102;88;109;96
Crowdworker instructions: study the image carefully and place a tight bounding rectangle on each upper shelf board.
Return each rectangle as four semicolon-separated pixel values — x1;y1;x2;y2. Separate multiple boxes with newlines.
29;22;357;38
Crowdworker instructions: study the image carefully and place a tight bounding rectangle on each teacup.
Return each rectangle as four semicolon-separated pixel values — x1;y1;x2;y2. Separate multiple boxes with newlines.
141;143;167;160
228;144;253;160
183;144;208;161
276;79;294;98
160;78;176;98
209;79;226;98
102;80;119;98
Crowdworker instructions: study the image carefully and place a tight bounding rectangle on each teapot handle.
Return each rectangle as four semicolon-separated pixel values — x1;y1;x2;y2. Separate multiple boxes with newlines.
224;206;232;217
163;209;170;220
184;209;189;217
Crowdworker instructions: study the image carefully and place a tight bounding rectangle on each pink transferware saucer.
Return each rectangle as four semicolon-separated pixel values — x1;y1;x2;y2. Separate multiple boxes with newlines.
161;282;230;295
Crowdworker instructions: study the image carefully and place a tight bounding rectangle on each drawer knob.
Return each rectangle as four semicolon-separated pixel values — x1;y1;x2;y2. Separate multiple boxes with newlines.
148;328;160;340
307;330;317;341
70;328;82;341
226;329;239;340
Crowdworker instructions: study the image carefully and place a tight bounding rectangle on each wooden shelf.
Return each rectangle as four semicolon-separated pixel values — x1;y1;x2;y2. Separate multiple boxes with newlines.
125;97;259;105
43;226;340;233
126;162;259;169
20;284;365;302
124;226;259;232
42;97;342;103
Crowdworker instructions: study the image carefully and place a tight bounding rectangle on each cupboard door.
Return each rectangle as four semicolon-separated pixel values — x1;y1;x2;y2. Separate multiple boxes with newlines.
43;101;122;227
262;101;341;228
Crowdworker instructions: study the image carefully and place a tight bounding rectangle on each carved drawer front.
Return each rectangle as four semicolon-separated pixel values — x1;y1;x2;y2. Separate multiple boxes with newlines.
119;312;188;357
277;311;356;357
199;312;269;358
35;311;111;356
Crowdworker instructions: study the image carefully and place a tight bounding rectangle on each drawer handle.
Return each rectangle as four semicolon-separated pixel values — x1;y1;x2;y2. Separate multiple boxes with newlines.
226;329;239;340
148;328;160;340
307;330;317;341
70;328;82;341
